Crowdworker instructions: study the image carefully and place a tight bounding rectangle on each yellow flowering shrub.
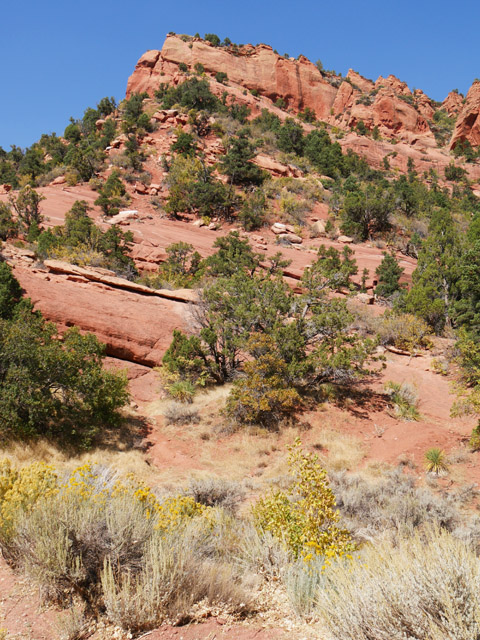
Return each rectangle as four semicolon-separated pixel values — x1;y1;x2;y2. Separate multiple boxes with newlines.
252;439;354;562
0;460;209;545
0;460;58;540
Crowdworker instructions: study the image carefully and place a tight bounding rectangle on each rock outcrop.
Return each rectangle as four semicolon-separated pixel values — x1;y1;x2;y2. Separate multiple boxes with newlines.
11;261;192;367
449;80;480;150
442;90;463;117
127;35;443;149
127;36;338;120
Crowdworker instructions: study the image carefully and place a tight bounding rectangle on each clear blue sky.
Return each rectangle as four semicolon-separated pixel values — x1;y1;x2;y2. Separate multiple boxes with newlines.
1;0;479;150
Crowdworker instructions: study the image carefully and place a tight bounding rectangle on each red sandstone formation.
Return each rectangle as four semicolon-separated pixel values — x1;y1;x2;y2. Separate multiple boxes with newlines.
127;35;457;153
127;36;338;120
11;261;191;367
413;89;435;121
346;69;375;93
442;90;464;117
375;74;412;96
450;80;480;150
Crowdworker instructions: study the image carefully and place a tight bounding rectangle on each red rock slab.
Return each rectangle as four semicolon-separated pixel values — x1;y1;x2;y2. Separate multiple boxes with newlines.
13;265;192;367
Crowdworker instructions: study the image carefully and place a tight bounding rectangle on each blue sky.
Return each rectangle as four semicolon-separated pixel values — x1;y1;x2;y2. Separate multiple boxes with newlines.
1;0;479;150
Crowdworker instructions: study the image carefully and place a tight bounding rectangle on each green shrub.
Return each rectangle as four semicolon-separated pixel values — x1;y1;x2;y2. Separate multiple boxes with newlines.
215;71;228;84
170;131;197;157
375;252;404;298
469;426;480;451
0;202;16;240
9;185;45;238
0;261;23;320
94;170;127;217
157;77;219;112
252;439;354;561
204;33;220;46
445;162;467;182
220;131;265;185
0;266;129;446
239;189;267;230
226;334;301;428
384;381;420;421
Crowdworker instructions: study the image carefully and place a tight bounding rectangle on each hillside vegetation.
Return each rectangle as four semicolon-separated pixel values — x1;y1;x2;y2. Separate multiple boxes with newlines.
1;31;480;640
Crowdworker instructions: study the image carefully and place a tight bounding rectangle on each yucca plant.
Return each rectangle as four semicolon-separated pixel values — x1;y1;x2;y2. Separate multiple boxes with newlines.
384;381;420;421
424;448;448;475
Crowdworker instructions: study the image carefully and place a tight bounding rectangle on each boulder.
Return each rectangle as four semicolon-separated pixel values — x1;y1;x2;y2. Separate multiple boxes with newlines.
338;235;353;243
106;210;139;225
254;154;302;178
12;263;193;368
311;220;326;236
134;182;148;195
271;222;287;234
278;233;302;244
50;175;66;186
355;292;374;305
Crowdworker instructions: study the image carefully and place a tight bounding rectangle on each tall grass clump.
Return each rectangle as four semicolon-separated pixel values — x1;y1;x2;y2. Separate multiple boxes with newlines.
315;527;480;640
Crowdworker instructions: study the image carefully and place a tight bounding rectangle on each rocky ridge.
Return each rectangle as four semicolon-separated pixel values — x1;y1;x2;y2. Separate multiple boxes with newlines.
127;34;480;169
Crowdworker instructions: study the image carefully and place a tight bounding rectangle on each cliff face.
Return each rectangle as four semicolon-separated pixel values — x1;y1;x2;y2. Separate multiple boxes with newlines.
127;36;338;119
450;81;480;150
127;35;440;147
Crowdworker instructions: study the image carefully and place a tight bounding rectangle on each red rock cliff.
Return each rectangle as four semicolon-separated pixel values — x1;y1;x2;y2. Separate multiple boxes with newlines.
127;36;438;145
450;81;480;150
127;36;337;119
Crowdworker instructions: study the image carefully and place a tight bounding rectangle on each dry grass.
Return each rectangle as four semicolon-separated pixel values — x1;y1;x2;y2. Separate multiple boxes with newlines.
185;476;245;513
315;527;480;639
2;463;254;634
164;402;200;425
102;523;253;633
312;429;366;471
328;467;480;544
0;439;157;486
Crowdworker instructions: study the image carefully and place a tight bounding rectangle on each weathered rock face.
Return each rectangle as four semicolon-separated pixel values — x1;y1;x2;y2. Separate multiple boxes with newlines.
127;36;442;149
450;81;480;150
375;74;411;96
331;83;435;145
11;262;193;368
127;36;338;119
346;69;374;93
371;90;434;144
413;89;435;121
442;90;463;117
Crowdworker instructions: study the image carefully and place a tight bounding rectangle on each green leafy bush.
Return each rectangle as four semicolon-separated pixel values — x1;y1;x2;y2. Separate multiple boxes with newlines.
385;381;420;421
252;439;354;561
0;265;128;446
94;170;127;216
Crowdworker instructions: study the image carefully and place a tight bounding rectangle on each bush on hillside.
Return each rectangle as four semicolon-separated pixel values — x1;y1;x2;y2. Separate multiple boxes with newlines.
253;439;354;561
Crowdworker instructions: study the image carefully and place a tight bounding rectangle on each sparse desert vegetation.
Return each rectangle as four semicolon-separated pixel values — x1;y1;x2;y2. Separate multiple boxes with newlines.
2;27;480;640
